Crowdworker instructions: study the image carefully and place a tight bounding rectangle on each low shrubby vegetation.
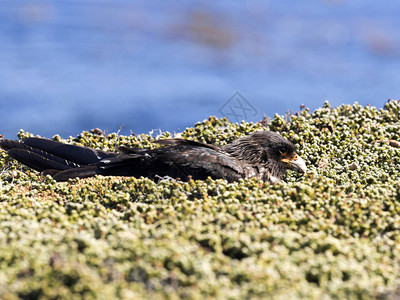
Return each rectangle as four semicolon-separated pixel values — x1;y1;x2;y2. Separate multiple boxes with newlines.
1;101;400;299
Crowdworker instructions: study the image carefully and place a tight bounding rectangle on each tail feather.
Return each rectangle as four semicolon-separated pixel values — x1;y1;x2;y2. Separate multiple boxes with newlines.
0;138;116;174
1;139;81;169
43;166;101;181
7;148;72;172
21;138;114;165
0;139;28;151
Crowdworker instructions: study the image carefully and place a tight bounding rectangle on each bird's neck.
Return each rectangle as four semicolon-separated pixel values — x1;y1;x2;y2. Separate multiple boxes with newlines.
222;141;264;165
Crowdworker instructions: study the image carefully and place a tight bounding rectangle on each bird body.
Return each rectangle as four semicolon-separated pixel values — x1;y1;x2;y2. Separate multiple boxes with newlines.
0;131;306;183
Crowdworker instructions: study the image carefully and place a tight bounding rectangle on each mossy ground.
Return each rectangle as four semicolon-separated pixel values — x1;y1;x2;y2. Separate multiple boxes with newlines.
1;101;400;299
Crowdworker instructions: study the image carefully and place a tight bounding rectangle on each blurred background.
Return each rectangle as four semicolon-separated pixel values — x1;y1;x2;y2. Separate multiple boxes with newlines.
1;0;399;138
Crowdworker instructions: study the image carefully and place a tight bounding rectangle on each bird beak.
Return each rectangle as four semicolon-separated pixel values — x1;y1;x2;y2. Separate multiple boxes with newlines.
282;155;307;175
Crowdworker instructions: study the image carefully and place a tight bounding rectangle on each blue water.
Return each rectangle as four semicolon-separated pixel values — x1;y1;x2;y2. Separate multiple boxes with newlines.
1;1;400;138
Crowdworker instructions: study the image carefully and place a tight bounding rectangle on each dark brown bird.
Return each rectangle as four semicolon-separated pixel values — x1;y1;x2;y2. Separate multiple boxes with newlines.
0;131;306;183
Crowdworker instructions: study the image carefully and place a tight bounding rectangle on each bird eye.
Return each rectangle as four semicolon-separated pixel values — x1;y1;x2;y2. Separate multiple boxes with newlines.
294;154;298;160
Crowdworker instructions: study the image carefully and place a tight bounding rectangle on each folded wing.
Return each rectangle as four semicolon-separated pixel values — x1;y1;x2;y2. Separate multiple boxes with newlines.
0;137;247;182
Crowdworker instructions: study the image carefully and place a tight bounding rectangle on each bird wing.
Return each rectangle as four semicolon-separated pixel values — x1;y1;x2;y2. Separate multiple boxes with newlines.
97;143;246;182
1;137;247;182
154;138;223;152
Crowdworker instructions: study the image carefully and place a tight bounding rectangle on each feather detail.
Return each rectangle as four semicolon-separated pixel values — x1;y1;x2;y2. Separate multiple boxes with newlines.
0;131;305;183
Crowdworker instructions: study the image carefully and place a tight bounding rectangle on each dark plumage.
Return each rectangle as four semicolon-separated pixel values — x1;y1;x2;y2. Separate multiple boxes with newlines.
0;131;306;183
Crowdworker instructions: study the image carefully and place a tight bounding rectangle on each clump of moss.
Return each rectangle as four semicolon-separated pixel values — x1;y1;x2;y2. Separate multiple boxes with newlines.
1;101;400;299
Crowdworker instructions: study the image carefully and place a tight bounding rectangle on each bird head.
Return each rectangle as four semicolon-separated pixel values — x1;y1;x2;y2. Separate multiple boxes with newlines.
223;130;307;182
251;131;307;174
